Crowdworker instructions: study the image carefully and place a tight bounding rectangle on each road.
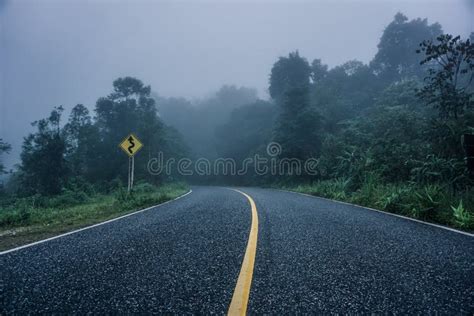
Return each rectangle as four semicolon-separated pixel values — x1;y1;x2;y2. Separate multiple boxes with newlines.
1;186;473;314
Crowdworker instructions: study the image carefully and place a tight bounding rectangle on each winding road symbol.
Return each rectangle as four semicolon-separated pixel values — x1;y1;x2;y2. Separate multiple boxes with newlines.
127;136;135;154
119;133;143;157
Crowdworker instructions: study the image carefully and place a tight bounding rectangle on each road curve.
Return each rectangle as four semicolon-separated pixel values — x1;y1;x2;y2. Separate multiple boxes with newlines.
1;186;473;314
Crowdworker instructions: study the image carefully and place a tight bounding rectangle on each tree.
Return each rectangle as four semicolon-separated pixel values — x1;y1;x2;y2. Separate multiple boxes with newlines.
157;85;257;159
269;51;311;100
375;79;422;111
310;59;328;84
216;100;275;161
274;87;322;160
20;107;68;195
417;34;474;119
371;12;442;83
63;104;100;180
310;60;379;133
109;76;151;100
0;138;11;174
416;34;474;161
94;77;165;183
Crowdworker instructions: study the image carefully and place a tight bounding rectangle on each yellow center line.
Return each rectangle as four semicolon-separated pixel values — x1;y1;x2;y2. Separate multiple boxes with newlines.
228;189;259;316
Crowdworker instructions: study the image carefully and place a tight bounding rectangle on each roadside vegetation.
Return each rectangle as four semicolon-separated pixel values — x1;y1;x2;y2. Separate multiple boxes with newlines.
0;74;190;249
285;180;473;230
207;14;473;231
0;182;188;251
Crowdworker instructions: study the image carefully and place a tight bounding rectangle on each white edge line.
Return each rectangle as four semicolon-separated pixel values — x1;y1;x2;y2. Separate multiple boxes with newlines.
0;189;193;255
276;188;474;238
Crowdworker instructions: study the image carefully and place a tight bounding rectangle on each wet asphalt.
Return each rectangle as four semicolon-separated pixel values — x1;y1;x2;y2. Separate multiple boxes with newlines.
1;186;473;314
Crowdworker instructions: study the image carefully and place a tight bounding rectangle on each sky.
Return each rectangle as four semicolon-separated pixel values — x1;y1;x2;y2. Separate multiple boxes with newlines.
0;0;473;168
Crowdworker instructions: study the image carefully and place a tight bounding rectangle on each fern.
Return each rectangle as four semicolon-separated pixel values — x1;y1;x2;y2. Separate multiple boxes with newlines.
451;200;471;228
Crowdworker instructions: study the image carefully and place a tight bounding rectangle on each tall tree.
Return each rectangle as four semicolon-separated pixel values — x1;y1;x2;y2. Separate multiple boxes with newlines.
274;87;322;160
20;107;68;195
269;51;311;101
371;12;442;83
310;60;379;133
94;77;164;183
310;59;328;84
417;34;474;119
63;104;100;180
0;138;11;174
417;33;474;160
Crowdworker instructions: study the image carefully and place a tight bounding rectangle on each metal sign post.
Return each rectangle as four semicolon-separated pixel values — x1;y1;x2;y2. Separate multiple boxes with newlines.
127;156;134;193
119;134;143;193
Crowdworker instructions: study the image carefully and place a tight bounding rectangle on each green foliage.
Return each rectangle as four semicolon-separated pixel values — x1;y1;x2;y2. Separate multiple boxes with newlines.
20;106;68;196
411;185;445;220
12;76;190;196
255;28;473;232
306;178;350;200
288;180;473;230
371;12;442;82
350;172;382;207
310;59;328;83
452;200;472;228
274;87;322;160
63;104;101;180
375;185;411;213
0;138;11;175
269;51;311;100
417;34;474;120
410;154;469;188
425;115;474;160
94;77;166;183
0;182;188;229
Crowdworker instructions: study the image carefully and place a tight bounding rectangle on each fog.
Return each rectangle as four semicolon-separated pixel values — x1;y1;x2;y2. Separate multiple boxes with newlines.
0;0;473;168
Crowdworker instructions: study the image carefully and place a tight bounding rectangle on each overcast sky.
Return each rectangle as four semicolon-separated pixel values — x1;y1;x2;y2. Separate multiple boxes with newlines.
0;0;473;167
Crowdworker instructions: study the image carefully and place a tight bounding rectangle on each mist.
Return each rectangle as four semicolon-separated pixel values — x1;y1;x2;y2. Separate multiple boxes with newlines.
1;0;473;169
2;1;474;310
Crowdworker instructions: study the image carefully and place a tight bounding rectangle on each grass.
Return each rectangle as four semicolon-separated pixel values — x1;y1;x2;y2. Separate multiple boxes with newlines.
0;182;189;251
283;177;474;232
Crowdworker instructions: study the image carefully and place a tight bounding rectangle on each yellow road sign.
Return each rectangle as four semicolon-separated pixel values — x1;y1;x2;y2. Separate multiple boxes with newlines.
119;133;143;157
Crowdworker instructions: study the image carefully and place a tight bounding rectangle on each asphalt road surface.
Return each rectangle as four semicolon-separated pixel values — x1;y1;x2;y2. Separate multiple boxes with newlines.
1;186;473;314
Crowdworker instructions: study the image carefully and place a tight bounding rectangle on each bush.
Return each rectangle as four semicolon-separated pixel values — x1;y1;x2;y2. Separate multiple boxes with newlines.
47;189;90;208
452;200;472;228
375;185;411;214
133;182;156;194
0;198;34;226
350;172;381;207
410;185;446;220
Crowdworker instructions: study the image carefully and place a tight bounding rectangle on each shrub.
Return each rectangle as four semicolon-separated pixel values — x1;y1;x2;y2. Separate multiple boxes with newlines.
0;198;33;226
47;189;90;208
411;185;445;220
350;172;381;207
375;185;411;214
133;182;156;194
451;200;472;228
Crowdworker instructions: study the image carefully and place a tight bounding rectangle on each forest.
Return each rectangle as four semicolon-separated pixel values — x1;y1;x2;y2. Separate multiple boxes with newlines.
0;13;473;244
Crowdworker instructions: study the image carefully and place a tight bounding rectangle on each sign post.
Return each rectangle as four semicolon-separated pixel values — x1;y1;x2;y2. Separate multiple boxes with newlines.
119;133;143;193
